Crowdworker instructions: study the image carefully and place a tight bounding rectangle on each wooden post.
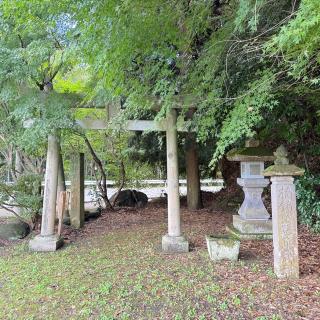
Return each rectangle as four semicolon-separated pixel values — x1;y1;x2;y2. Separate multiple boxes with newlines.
70;153;85;229
185;133;203;210
57;151;68;218
57;191;69;236
57;151;66;197
162;109;189;253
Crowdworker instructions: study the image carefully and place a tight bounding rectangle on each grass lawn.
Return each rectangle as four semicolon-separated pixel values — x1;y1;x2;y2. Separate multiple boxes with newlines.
0;202;319;319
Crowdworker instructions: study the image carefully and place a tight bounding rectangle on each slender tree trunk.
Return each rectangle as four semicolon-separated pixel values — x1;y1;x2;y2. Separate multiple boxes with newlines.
13;150;23;216
83;135;113;210
111;160;126;206
14;150;23;178
57;150;68;217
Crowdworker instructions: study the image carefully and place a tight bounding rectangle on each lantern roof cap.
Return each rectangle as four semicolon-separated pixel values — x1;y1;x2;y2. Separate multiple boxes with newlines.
227;139;275;162
263;145;305;176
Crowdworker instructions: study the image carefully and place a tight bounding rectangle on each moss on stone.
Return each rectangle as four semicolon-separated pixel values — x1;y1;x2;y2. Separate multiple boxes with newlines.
226;225;273;240
206;235;240;247
227;147;275;162
263;164;305;176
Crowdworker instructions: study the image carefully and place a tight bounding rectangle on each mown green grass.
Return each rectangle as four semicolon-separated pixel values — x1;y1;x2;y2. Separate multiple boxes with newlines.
0;226;286;319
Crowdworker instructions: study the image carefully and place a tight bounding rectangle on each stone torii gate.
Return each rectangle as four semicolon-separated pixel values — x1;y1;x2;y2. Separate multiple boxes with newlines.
29;105;198;253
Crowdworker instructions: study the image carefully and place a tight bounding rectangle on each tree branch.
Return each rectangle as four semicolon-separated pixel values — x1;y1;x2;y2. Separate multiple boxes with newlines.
83;135;113;210
0;204;31;226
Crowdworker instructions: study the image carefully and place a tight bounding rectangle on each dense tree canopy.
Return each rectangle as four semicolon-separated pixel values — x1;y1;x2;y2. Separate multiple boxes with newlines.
0;0;319;226
1;0;319;161
59;0;320;164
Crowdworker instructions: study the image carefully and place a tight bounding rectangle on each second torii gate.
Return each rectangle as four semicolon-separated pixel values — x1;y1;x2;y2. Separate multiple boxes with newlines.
29;106;194;253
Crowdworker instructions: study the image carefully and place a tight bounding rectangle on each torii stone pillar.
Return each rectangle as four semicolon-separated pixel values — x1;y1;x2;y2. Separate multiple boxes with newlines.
162;109;189;253
29;134;64;251
263;145;304;279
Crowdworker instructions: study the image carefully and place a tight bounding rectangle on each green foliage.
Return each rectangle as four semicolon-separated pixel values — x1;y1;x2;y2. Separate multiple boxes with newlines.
266;0;320;80
0;173;42;224
296;174;320;233
211;69;278;165
1;0;320;185
0;0;79;150
235;0;267;33
96;128;155;187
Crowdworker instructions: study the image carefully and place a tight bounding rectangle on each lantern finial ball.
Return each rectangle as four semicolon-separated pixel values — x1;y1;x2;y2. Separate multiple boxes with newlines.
274;145;289;165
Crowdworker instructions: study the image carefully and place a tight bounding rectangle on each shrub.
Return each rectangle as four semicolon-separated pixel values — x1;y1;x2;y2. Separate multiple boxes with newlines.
0;173;42;228
296;174;320;233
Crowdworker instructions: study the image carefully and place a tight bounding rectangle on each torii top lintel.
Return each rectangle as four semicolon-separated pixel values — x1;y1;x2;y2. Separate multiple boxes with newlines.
77;96;196;132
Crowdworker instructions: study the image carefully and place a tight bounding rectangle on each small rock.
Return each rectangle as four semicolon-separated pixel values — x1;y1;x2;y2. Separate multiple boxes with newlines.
63;217;71;225
110;190;148;208
85;210;101;221
0;222;30;240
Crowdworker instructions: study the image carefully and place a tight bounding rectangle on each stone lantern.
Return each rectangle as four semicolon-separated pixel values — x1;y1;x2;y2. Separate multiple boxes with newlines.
226;139;275;239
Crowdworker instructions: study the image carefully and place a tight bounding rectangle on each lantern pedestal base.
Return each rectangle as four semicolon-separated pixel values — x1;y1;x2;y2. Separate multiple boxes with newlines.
226;215;273;240
233;215;272;233
227;225;273;240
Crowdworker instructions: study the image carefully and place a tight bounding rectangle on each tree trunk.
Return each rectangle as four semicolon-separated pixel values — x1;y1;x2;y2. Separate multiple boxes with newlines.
14;150;23;179
185;133;203;210
220;155;240;190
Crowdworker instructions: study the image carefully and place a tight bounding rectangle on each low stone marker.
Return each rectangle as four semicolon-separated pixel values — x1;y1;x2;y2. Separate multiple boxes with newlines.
263;145;304;279
206;235;240;261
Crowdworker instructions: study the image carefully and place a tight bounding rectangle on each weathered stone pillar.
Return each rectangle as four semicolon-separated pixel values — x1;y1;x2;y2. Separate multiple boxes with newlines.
263;145;304;279
69;153;85;229
162;109;189;253
29;134;64;251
